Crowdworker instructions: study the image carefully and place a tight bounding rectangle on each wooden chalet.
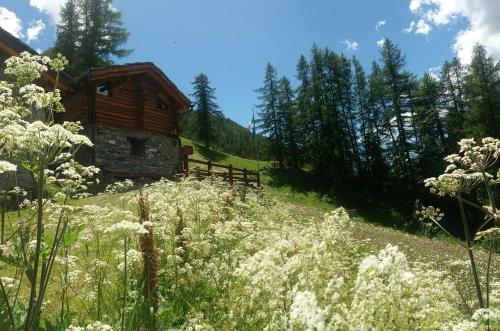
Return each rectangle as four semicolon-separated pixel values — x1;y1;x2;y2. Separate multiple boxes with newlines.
60;63;191;180
1;26;191;182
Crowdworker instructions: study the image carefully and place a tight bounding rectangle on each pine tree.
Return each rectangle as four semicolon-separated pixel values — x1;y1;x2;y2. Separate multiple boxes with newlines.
309;44;336;177
256;63;285;168
295;55;312;162
51;0;79;74
441;58;467;145
368;61;394;177
381;39;415;182
277;76;300;168
414;73;447;178
353;57;385;178
464;44;500;138
190;73;222;149
334;53;362;175
49;0;132;76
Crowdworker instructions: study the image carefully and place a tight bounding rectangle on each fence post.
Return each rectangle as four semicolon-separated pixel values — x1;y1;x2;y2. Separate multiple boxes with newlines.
196;166;200;179
243;168;248;186
183;155;189;177
207;160;212;176
257;171;261;187
228;165;233;185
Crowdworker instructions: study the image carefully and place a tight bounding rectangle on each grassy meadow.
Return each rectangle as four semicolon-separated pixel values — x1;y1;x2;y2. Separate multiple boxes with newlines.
1;135;498;330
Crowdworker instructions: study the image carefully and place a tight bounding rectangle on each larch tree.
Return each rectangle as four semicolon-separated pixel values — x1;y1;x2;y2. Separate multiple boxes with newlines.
277;76;300;169
48;0;132;76
295;55;313;160
381;39;415;182
190;73;222;149
52;0;79;75
465;44;500;138
256;63;285;168
441;57;468;145
414;72;447;178
353;57;385;178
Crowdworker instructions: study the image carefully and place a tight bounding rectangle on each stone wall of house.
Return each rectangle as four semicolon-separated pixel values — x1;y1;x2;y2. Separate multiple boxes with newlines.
93;125;181;180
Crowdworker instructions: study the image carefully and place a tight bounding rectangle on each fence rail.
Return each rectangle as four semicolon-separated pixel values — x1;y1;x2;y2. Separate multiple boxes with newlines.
181;157;261;187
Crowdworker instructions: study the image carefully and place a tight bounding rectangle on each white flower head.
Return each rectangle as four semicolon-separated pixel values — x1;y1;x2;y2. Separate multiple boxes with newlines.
0;160;16;174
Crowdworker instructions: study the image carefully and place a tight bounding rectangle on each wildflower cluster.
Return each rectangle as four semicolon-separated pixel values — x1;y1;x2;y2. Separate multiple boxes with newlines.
0;52;99;330
2;175;495;329
421;137;500;325
424;138;499;196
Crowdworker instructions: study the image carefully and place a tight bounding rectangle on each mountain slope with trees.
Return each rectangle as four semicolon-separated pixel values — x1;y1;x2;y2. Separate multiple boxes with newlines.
181;111;270;161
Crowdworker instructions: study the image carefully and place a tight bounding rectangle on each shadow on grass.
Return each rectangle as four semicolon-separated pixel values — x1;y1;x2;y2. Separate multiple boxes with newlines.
192;141;228;163
265;167;329;193
265;166;415;230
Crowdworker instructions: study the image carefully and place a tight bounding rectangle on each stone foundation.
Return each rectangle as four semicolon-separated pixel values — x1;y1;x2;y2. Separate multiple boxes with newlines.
93;125;181;181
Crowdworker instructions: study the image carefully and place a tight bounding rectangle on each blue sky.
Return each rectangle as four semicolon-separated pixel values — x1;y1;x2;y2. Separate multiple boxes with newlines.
1;0;496;126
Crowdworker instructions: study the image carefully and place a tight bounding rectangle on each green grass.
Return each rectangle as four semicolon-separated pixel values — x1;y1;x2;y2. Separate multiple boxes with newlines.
264;186;336;212
181;137;273;171
4;137;497;275
179;137;500;272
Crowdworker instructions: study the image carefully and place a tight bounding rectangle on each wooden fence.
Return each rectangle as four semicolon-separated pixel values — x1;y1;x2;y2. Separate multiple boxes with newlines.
182;158;261;187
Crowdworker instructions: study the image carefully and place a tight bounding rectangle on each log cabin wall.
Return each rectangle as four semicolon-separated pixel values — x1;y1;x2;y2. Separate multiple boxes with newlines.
59;89;88;123
93;78;180;134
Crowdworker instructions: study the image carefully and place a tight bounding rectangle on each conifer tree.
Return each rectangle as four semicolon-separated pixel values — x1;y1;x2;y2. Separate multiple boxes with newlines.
464;44;500;138
256;63;285;168
441;58;467;145
381;39;415;181
49;0;132;76
190;73;222;149
414;73;447;178
277;76;300;168
52;0;79;74
295;55;312;161
309;45;331;172
353;57;384;177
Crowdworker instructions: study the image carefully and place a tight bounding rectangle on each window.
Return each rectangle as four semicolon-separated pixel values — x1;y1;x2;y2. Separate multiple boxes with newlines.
157;97;168;110
128;137;145;156
96;83;111;96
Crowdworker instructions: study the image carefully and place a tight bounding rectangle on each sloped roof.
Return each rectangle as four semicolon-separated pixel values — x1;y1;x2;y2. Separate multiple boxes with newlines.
76;62;191;109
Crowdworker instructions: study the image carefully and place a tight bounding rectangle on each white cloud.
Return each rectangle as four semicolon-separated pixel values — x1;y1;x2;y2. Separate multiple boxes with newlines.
0;7;23;38
415;19;431;35
343;39;359;51
375;20;386;30
29;0;66;23
428;66;441;79
408;0;500;63
403;19;431;35
403;21;416;33
27;19;46;42
377;38;386;47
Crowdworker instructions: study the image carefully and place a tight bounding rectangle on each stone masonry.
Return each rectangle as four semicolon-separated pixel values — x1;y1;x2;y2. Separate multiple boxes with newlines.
93;125;181;180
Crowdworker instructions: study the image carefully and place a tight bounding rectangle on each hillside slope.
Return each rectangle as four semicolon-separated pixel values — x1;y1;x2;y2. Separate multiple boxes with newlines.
179;137;497;272
180;111;270;160
181;137;272;171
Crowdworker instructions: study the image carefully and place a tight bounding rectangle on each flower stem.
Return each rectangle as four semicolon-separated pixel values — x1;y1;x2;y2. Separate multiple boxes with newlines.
458;195;484;308
121;236;128;331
